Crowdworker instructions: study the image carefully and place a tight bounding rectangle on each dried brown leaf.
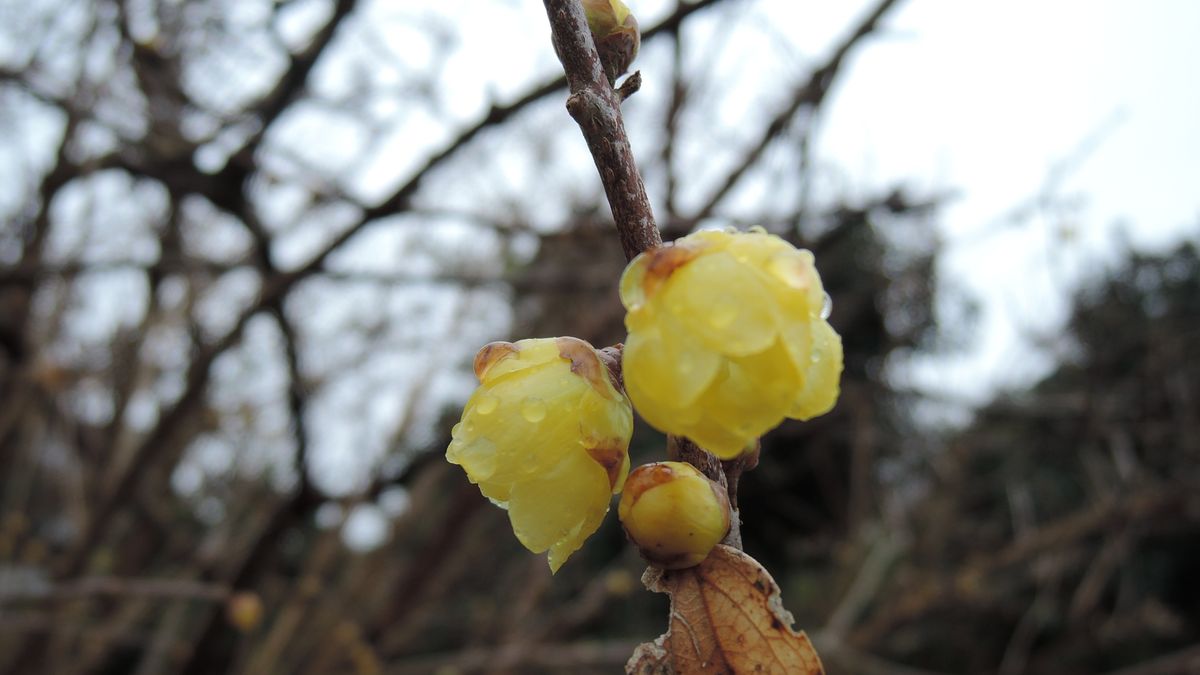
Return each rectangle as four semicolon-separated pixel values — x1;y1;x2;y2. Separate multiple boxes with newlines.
626;545;825;675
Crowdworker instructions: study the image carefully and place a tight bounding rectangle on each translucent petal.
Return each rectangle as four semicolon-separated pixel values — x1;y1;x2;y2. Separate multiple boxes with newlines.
446;433;498;483
790;320;844;420
508;446;611;573
721;229;794;264
680;413;754;460
779;315;815;378
624;371;681;434
685;340;801;458
477;478;511;505
576;389;634;492
468;366;584;486
477;339;562;384
711;341;799;427
760;248;824;318
624;313;719;408
618;251;650;311
661;251;777;357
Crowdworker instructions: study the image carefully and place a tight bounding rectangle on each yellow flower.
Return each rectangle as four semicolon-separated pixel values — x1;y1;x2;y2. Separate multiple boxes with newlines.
620;228;843;459
618;461;731;569
446;337;632;572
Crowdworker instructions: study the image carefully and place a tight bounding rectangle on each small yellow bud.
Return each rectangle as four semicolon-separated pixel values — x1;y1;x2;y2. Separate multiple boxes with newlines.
226;591;264;633
618;461;731;569
582;0;640;83
620;229;844;459
447;337;633;572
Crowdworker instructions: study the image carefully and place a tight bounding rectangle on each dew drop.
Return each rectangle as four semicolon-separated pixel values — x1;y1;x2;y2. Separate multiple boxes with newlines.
819;292;833;320
475;393;498;415
748;225;767;234
521;397;547;423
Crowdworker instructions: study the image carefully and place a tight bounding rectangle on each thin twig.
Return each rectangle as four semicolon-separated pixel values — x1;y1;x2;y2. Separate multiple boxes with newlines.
542;0;661;262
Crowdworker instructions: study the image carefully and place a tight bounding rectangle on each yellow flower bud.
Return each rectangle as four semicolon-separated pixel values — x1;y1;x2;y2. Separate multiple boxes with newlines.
618;461;731;569
620;228;843;459
582;0;640;83
447;337;633;572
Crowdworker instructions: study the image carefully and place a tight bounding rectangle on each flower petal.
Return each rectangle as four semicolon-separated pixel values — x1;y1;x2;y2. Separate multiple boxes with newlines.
508;446;612;573
662;251;778;357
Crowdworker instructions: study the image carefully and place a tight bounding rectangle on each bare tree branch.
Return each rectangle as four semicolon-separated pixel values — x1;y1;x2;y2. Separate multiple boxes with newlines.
541;0;661;261
686;0;902;228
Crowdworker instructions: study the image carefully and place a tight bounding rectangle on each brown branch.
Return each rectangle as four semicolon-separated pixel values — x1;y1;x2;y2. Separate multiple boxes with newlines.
542;0;661;262
1097;644;1200;675
850;485;1194;647
0;577;230;603
385;639;642;675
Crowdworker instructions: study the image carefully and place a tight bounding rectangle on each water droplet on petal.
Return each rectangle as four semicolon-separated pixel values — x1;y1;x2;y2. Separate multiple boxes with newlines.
521;397;547;423
819;292;833;320
475;393;498;415
748;225;767;234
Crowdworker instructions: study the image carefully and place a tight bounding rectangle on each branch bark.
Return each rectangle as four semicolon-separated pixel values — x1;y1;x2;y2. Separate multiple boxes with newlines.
542;0;661;262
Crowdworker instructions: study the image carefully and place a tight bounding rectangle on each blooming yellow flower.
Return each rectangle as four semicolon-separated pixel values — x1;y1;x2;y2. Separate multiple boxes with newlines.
446;337;632;572
620;228;843;459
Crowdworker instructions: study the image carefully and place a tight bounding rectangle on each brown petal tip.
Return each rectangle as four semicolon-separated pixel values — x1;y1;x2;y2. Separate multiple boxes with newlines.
473;341;518;381
642;243;699;298
555;336;609;396
586;443;626;490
